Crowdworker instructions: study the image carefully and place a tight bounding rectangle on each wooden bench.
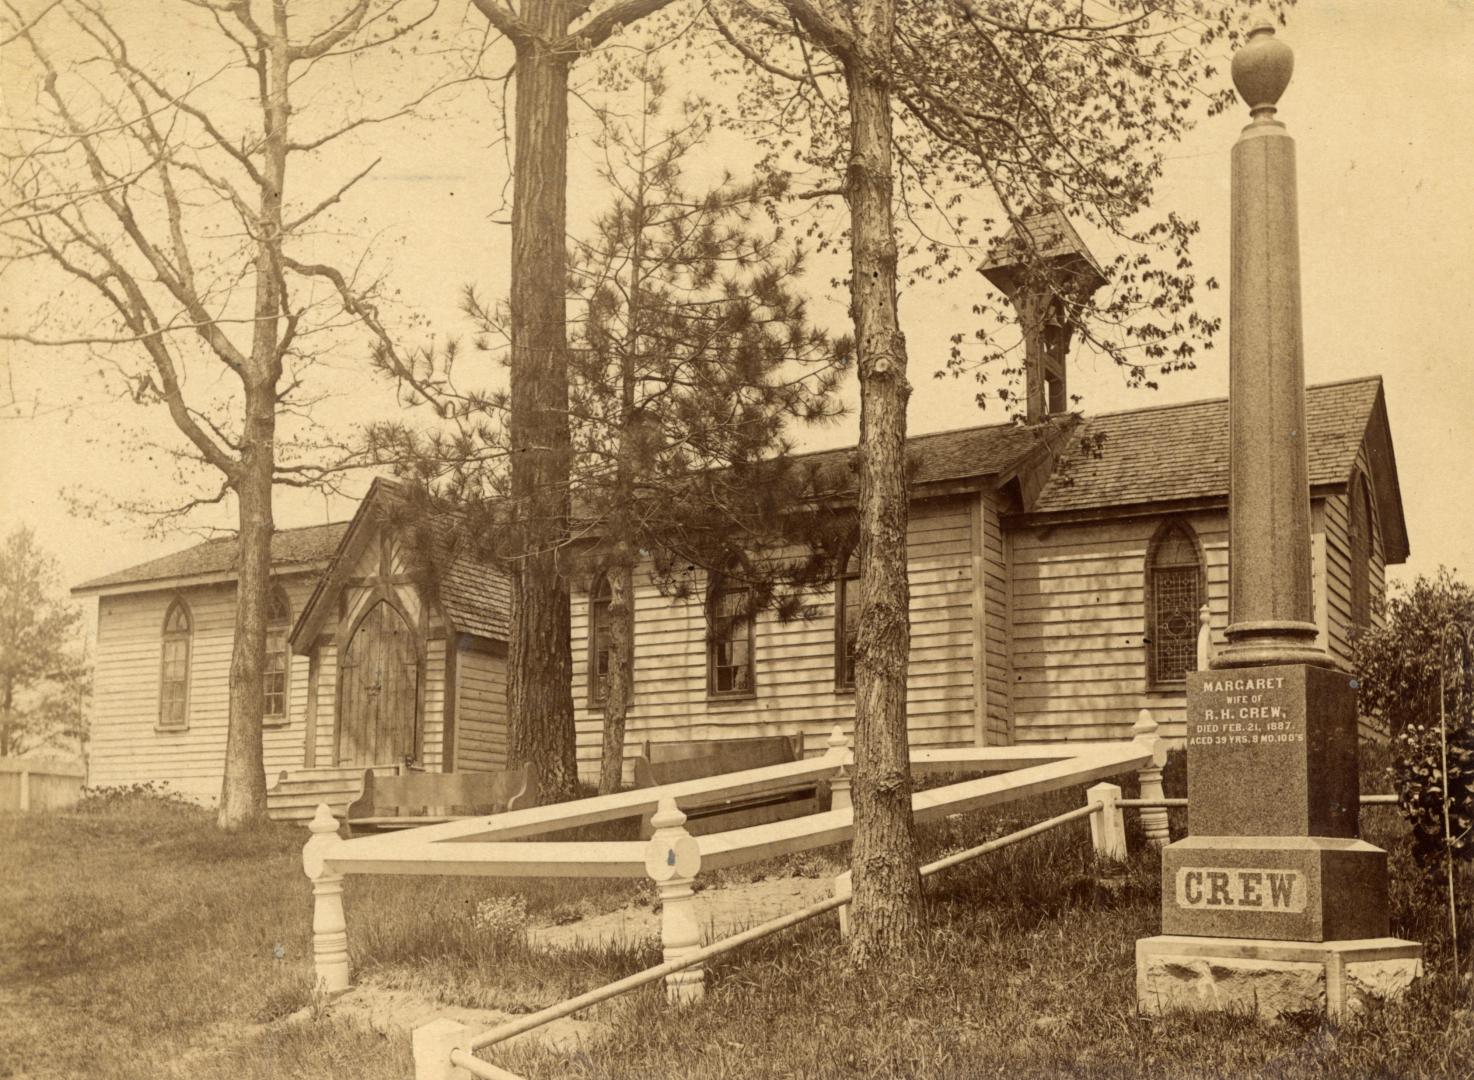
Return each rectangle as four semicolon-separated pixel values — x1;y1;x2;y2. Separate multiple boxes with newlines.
344;763;537;836
632;735;821;838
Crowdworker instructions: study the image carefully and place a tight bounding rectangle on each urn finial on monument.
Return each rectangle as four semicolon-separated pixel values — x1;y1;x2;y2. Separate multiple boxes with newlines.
1232;17;1294;121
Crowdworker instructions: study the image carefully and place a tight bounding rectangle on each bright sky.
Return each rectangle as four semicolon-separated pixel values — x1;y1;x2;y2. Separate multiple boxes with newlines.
2;0;1472;615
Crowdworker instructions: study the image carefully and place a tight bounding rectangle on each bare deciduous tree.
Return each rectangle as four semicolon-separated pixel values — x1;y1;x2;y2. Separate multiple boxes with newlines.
0;0;478;826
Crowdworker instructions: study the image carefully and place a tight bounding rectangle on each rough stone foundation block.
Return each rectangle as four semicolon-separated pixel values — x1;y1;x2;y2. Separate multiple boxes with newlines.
1137;935;1422;1020
1160;834;1388;942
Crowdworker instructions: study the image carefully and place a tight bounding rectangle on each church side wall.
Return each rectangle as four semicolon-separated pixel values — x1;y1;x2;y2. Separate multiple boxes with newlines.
88;575;318;802
569;494;981;784
1322;444;1388;668
1007;510;1230;745
454;641;508;772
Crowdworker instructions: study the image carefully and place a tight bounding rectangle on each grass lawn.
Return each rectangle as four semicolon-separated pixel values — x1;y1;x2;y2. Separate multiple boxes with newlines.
2;779;1469;1079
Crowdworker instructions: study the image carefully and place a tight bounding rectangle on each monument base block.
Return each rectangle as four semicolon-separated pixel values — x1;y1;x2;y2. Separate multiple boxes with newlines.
1136;935;1422;1020
1161;834;1389;942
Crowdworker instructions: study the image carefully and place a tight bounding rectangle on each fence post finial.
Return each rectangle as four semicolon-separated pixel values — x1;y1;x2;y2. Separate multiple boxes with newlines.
302;803;350;995
826;725;853;812
1133;709;1172;847
644;797;704;1004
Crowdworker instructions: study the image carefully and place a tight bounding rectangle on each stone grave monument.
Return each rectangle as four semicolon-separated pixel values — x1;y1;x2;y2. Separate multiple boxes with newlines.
1135;19;1423;1019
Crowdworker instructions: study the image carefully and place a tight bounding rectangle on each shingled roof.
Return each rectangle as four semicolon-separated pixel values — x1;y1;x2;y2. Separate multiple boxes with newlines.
73;521;349;594
428;515;510;641
291;478;510;647
789;416;1057;495
1030;376;1383;515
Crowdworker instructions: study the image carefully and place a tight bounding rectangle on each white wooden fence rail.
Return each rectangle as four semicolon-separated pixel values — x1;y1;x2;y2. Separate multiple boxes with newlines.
0;760;85;812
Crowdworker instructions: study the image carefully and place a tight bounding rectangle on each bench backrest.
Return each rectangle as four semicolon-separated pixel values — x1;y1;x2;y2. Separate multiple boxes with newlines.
633;734;801;787
351;762;537;818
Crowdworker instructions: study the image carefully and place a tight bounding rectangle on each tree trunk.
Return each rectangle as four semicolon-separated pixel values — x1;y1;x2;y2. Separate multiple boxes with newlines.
1;674;13;756
217;383;275;829
505;0;578;802
598;555;636;794
217;11;288;829
843;0;923;965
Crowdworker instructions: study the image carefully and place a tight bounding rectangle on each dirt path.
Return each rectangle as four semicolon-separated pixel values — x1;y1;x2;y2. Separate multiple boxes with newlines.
527;874;837;951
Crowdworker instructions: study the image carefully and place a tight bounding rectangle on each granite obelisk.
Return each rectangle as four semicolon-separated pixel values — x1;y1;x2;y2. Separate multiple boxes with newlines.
1135;20;1422;1018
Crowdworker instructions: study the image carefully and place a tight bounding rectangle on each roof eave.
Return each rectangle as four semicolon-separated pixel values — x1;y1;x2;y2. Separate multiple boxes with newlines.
72;560;333;598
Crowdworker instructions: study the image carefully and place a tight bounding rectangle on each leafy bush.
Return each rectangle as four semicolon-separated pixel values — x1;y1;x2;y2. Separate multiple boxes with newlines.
1355;568;1474;880
75;781;202;817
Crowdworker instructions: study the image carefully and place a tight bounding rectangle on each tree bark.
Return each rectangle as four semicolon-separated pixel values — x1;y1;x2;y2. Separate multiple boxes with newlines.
505;0;578;802
842;0;923;965
218;389;274;828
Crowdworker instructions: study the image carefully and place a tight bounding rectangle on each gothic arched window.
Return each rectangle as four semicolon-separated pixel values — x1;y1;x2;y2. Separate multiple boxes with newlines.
1145;522;1203;688
1348;472;1376;633
158;598;192;730
264;586;291;722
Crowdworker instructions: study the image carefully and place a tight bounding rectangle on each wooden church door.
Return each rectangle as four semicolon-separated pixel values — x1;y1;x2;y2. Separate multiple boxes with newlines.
337;601;419;767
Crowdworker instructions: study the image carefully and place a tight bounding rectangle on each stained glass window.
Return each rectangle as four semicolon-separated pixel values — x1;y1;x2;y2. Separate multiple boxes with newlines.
1148;525;1201;687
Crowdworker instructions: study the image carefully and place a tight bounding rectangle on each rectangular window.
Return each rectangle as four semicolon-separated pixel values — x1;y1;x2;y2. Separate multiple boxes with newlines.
708;586;754;697
264;627;288;720
159;637;189;730
836;570;860;689
589;581;612;705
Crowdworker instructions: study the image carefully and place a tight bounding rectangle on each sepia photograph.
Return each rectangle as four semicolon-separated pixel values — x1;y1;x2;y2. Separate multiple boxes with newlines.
1;1;1471;1076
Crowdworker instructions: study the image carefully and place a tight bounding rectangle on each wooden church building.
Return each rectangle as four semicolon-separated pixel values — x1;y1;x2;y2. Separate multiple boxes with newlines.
74;215;1407;806
74;479;511;814
75;376;1403;807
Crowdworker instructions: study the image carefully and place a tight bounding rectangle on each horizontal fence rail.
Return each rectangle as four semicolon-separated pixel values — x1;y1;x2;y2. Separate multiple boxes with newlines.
443;802;1105;1080
434;789;1406;1079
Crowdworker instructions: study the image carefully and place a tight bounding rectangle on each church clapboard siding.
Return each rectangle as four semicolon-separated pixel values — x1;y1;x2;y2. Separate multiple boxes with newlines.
570;494;981;780
88;576;321;800
77;378;1408;798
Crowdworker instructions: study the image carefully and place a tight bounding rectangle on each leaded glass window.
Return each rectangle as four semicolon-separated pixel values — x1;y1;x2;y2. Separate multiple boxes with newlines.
1147;524;1202;687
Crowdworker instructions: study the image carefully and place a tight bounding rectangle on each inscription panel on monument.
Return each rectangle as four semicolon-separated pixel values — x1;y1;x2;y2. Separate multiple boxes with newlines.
1187;673;1304;752
1174;867;1306;913
1184;663;1360;838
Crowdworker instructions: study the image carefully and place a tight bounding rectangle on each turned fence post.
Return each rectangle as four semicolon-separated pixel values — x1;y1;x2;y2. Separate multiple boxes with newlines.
1133;709;1172;847
302;803;351;995
825;724;852;812
833;869;853;939
1087;782;1127;861
644;797;704;1003
412;1018;474;1080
